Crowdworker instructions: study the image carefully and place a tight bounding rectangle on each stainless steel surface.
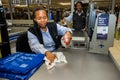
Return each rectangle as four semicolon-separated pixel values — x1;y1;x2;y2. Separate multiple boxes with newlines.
89;14;116;54
111;0;116;14
30;48;120;80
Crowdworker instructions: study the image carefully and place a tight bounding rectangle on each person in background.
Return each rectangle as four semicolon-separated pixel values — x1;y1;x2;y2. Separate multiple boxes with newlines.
49;11;54;20
62;1;87;32
27;7;72;64
54;11;60;23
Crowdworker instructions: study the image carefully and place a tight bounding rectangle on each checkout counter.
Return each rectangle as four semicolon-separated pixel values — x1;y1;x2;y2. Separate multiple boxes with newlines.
30;48;87;80
29;47;120;80
0;47;120;80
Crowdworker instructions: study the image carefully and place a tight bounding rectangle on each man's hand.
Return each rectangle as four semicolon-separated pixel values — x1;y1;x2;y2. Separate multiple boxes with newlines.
45;51;56;64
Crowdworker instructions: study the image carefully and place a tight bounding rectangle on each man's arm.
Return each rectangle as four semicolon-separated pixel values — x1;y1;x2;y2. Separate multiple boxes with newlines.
62;13;73;23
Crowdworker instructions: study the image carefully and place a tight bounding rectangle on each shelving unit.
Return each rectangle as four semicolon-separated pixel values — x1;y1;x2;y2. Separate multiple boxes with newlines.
0;4;11;58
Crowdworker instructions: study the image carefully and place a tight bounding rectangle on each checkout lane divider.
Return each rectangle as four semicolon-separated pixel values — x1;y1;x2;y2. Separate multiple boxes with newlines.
9;31;26;42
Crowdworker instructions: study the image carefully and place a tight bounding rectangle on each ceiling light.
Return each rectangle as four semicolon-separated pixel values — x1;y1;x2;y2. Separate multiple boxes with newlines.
15;4;27;7
59;2;71;6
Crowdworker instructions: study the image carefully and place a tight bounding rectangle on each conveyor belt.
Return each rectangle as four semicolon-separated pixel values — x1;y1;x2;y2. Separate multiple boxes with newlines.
9;31;26;41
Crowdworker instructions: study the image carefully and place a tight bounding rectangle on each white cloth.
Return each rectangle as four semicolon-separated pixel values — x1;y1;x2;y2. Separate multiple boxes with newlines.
44;52;67;70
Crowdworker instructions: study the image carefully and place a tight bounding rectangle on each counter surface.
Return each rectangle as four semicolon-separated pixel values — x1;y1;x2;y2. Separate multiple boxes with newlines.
30;48;120;80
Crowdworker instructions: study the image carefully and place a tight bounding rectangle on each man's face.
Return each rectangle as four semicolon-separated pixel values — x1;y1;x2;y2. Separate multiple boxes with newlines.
34;10;48;28
76;3;82;11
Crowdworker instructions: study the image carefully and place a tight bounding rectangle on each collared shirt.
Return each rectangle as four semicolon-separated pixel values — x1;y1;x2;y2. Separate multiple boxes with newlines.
28;23;72;54
65;10;84;22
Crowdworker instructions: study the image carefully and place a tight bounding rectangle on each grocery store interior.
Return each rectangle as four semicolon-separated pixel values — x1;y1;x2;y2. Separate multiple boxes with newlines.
0;0;120;80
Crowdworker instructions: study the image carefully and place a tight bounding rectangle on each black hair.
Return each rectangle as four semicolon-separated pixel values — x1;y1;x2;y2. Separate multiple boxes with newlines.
74;1;83;11
33;7;47;19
